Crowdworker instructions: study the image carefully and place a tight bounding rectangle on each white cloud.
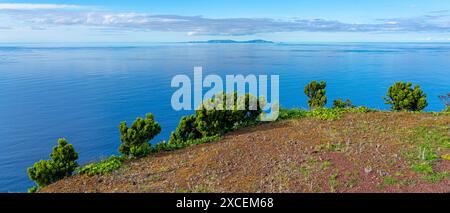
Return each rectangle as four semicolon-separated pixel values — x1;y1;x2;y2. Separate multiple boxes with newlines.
0;3;80;10
385;21;398;25
1;3;450;36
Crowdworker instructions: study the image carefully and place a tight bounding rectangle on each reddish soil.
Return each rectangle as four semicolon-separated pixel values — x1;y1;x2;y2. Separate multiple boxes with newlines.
41;112;450;193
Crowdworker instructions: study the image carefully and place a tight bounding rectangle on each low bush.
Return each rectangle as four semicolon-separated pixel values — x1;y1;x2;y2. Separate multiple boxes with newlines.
169;115;202;145
332;98;354;109
27;160;56;188
307;108;342;120
169;92;264;144
196;92;263;136
27;138;78;189
278;106;373;121
129;143;152;158
304;80;327;108
27;186;37;193
384;82;428;111
76;155;124;176
278;108;309;120
153;135;221;153
119;113;161;157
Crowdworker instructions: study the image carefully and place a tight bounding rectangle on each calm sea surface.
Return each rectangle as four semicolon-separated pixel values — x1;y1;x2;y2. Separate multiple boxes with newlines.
0;43;449;192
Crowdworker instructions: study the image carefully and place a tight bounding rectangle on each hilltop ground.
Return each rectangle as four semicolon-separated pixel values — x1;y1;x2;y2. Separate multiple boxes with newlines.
42;112;449;193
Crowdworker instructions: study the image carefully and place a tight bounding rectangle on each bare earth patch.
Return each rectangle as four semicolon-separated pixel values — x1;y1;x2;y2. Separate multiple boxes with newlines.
41;112;450;193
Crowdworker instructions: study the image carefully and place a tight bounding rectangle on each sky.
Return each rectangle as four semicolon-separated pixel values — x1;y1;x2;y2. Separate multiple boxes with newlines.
1;0;450;42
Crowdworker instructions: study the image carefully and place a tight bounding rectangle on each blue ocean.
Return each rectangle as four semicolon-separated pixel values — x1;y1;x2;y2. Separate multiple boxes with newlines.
0;42;449;192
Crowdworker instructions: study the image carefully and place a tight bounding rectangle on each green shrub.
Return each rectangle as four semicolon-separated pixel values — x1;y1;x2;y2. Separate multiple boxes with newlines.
152;141;178;153
76;156;124;176
332;98;354;109
278;106;373;121
278;108;309;120
170;92;263;141
422;172;449;183
153;135;221;153
169;115;202;144
307;108;342;120
28;186;37;193
50;139;79;168
346;106;373;113
384;82;428;111
304;80;327;108
119;113;161;157
234;93;265;121
27;160;55;188
129;143;152;158
195;93;234;136
27;138;78;188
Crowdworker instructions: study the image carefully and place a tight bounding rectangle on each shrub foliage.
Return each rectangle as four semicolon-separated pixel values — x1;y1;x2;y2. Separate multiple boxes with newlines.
27;138;78;188
169;115;202;144
119;113;161;156
77;155;124;176
332;98;354;109
169;92;264;144
384;82;428;111
304;80;327;108
278;106;372;121
196;93;263;136
154;135;221;153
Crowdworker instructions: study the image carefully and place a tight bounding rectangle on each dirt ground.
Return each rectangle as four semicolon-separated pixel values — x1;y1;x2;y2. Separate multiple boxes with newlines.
42;112;450;193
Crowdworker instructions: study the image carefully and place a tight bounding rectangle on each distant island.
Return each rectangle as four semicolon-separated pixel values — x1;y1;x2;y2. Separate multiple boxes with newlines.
188;39;274;44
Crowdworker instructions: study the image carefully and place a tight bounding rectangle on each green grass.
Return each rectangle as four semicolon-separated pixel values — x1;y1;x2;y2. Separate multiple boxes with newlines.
328;169;340;192
377;176;399;189
343;171;359;189
316;141;348;152
320;161;333;170
412;162;434;174
422;172;449;183
405;126;450;183
382;176;399;185
299;166;312;176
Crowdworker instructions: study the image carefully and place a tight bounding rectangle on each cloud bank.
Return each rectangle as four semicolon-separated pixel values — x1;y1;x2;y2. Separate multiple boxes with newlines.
0;3;80;10
1;3;450;36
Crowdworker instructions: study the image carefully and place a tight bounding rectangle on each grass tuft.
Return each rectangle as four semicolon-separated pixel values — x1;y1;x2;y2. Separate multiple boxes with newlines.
405;126;450;183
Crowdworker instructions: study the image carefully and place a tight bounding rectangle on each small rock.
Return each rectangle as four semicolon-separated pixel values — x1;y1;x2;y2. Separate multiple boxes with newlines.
377;170;389;177
364;167;372;174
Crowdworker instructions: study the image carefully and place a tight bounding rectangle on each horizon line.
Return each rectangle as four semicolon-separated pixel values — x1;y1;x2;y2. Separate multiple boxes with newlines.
1;41;450;44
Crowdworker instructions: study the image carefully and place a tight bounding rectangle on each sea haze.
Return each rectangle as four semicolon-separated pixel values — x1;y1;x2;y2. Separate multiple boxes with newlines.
0;42;449;192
